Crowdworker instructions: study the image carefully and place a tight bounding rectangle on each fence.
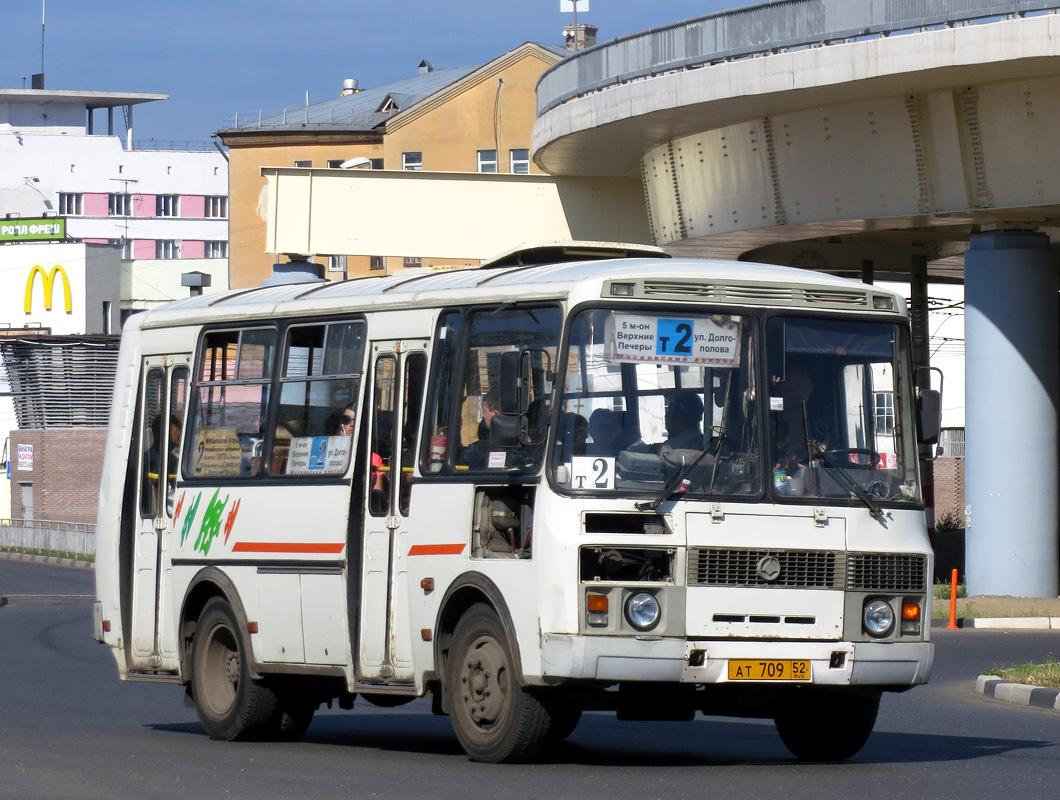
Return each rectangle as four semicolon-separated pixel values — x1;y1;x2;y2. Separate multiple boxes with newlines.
0;519;95;561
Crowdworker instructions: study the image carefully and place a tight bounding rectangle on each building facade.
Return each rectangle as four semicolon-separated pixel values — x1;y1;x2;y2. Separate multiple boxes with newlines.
0;87;230;522
218;42;566;288
0;88;230;319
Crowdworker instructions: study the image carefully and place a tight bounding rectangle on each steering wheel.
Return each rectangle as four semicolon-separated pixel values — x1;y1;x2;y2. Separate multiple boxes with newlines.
822;448;880;469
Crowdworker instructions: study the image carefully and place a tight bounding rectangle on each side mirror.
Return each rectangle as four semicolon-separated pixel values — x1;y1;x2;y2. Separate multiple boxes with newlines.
490;413;526;448
499;350;530;415
916;388;942;446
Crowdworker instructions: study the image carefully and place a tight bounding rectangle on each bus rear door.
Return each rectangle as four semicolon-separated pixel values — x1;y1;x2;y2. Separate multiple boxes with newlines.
129;354;190;671
357;340;428;684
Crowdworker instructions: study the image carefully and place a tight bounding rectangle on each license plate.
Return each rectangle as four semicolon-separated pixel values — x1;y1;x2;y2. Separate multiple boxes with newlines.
727;659;811;681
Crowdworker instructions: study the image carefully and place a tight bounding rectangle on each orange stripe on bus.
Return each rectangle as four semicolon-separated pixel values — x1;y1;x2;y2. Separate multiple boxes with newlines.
408;543;466;556
231;542;346;554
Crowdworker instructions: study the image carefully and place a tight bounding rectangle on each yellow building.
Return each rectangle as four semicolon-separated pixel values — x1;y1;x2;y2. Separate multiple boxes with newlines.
218;42;567;288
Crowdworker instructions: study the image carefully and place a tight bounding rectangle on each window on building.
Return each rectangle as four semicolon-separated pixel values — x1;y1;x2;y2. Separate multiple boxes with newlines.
156;195;179;217
327;160;345;169
510;148;530;174
328;255;347;273
58;193;83;216
204;241;228;258
402;152;422;171
403;257;422;267
108;193;132;216
874;391;895;434
108;238;133;259
294;160;312;168
370;158;384;170
477;149;498;173
156;240;180;259
370;256;386;271
204;196;228;218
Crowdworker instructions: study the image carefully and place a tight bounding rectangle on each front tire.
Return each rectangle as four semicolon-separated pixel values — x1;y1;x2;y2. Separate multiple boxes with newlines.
447;604;552;763
191;596;282;741
774;689;881;762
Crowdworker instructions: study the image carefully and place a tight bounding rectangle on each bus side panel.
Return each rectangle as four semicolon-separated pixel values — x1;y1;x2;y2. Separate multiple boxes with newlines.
167;484;353;671
405;482;544;685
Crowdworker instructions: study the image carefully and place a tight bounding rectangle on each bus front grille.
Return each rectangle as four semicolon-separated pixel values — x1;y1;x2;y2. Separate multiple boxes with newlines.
687;548;840;589
688;548;927;592
845;552;928;592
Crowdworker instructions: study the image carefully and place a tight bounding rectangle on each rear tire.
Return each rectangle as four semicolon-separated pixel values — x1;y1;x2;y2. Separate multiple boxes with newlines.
774;689;880;762
447;604;552;763
191;596;281;741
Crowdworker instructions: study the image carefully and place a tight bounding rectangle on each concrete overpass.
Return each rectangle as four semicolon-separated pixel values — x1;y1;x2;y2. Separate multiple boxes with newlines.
261;1;1060;596
533;0;1060;597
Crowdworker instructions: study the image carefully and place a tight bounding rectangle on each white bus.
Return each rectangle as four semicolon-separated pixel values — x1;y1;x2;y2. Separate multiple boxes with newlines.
94;243;940;763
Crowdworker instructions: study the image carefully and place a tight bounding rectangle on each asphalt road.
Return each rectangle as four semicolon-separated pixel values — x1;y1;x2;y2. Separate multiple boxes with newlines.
2;557;1058;800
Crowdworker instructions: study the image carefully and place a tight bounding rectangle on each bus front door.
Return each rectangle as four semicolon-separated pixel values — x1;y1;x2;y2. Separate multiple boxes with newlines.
357;341;428;685
129;355;189;671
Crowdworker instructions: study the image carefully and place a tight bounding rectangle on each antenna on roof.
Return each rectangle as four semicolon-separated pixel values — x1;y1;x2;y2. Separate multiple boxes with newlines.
35;0;46;89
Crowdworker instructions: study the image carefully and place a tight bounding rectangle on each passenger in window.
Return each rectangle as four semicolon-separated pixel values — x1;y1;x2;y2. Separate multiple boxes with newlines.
773;365;816;474
586;409;623;457
325;404;357;436
459;390;505;469
147;413;182;514
370;413;393;513
633;391;706;452
662;392;706;452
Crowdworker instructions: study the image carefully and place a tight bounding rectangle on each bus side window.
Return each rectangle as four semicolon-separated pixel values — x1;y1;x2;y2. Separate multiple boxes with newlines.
165;367;189;516
185;327;276;479
140;368;165;518
370;356;397;516
420;311;462;475
398;352;427;516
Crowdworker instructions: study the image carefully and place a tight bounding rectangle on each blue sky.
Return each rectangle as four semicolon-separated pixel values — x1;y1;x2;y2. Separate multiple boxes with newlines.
1;1;735;145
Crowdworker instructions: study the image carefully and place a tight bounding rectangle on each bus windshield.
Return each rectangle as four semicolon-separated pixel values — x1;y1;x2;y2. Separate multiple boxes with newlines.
552;307;920;506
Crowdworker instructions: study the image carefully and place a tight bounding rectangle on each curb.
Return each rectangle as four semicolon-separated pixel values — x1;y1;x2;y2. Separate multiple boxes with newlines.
0;552;93;569
976;675;1060;712
932;616;1060;629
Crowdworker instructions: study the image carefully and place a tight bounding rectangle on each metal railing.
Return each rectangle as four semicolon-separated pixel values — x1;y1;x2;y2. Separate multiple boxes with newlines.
0;519;95;561
537;0;1060;116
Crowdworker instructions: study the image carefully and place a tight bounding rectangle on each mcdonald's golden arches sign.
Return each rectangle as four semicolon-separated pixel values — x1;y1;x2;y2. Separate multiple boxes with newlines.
25;264;73;314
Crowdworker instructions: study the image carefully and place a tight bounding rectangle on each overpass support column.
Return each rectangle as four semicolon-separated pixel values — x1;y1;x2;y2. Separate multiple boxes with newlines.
964;231;1059;597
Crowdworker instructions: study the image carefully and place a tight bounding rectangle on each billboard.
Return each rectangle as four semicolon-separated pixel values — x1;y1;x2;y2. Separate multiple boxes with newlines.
0;218;66;243
0;243;88;334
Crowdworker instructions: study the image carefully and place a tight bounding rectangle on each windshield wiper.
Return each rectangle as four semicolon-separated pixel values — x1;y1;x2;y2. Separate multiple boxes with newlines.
635;444;717;512
812;446;882;518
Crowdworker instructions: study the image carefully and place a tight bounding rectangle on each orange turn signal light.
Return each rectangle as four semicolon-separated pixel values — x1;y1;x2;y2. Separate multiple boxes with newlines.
587;593;609;613
901;603;921;621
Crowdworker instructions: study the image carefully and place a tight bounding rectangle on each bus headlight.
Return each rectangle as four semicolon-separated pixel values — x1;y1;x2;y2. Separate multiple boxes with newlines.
625;592;661;631
863;598;895;637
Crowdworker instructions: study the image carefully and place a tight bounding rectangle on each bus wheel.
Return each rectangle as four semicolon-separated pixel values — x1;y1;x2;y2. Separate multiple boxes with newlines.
448;604;551;763
191;596;280;741
774;689;880;762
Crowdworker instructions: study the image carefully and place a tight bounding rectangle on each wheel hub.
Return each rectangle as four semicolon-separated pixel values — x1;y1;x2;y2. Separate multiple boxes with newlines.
224;651;240;686
461;636;508;727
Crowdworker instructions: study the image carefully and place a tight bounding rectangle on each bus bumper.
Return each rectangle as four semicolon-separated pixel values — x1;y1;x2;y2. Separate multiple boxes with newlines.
539;634;933;687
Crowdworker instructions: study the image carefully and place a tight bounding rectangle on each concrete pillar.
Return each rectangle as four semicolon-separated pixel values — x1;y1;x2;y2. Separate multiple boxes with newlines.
965;231;1059;597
